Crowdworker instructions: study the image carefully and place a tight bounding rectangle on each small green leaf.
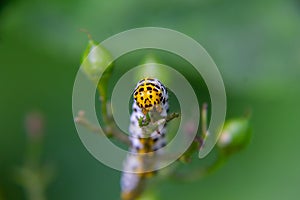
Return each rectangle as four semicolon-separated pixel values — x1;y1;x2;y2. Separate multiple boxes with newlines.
138;113;152;127
217;117;252;155
81;38;113;84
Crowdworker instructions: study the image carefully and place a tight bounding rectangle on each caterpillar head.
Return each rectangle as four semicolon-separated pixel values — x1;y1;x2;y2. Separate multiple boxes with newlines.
133;78;167;115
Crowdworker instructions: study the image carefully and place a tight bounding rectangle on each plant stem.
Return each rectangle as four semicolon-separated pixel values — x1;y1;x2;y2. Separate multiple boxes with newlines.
171;152;227;182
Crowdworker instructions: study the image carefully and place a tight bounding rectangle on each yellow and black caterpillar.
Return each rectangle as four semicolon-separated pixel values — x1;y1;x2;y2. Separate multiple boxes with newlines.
121;78;169;200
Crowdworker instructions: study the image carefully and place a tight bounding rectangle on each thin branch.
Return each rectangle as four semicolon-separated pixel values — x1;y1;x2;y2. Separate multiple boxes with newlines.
166;112;180;123
79;28;93;40
138;112;179;127
171;152;227;182
168;102;230;182
74;110;131;146
201;103;208;137
192;103;208;148
74;110;101;133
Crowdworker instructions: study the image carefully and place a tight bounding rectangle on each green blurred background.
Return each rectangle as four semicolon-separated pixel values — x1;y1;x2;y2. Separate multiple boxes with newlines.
1;0;300;199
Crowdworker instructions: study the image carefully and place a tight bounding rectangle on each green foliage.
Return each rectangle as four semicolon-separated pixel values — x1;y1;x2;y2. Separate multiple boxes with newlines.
217;117;252;156
77;35;252;199
81;36;113;85
1;0;300;200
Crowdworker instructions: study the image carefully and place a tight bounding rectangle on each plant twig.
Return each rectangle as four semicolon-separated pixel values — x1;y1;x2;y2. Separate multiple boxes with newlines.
166;112;180;123
171;152;227;182
79;28;93;40
74;110;131;146
74;110;102;133
15;111;55;200
168;103;226;181
201;103;208;138
138;112;179;128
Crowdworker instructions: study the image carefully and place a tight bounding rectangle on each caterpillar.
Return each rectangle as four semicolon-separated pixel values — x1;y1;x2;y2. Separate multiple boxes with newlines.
121;78;169;200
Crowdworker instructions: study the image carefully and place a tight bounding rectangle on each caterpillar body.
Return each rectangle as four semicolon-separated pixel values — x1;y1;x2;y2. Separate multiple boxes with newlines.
121;78;169;200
